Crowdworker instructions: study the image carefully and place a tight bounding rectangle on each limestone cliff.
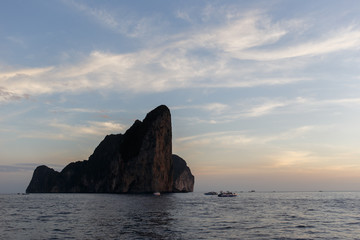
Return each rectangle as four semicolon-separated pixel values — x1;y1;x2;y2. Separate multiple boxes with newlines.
26;105;194;193
172;154;194;192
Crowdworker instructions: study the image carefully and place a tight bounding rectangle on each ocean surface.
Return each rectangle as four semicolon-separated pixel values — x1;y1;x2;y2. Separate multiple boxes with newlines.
1;192;360;239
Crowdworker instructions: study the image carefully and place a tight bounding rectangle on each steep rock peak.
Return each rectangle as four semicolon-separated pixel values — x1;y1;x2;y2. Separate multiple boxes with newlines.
120;105;171;160
26;105;193;194
143;105;170;124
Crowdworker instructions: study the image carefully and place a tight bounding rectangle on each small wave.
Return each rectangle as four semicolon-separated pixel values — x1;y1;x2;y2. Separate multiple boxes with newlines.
52;228;67;233
211;226;233;230
347;222;360;225
56;211;72;215
296;225;314;228
2;192;360;239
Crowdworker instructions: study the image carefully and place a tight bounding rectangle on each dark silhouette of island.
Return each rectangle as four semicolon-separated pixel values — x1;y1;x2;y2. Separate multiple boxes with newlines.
26;105;194;193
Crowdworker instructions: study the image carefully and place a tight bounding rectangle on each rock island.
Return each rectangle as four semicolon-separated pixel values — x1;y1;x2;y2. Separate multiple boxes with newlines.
26;105;194;193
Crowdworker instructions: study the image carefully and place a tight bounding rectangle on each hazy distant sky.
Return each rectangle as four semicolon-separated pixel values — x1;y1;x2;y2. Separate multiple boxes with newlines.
2;0;360;193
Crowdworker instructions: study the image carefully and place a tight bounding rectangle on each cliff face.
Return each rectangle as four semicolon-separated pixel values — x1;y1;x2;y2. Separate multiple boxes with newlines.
172;154;194;192
26;105;194;193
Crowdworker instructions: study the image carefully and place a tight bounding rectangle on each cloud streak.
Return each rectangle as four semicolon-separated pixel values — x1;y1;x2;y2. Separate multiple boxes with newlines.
1;8;360;103
0;87;28;102
19;120;126;140
0;163;63;173
64;0;154;38
176;96;360;124
239;26;360;60
175;125;318;149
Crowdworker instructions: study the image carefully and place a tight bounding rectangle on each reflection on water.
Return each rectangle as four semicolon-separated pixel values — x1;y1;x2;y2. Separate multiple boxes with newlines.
1;192;360;239
69;194;177;239
120;195;175;239
1;194;178;239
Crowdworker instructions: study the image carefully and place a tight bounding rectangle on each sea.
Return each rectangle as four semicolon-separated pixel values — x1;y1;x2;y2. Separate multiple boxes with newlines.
1;191;360;239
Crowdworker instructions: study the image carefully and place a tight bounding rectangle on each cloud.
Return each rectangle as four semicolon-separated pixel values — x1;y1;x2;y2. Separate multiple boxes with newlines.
242;101;287;117
285;97;360;114
268;148;360;172
176;131;254;146
251;97;360;117
19;121;126;140
269;150;316;168
50;107;124;115
175;125;317;149
321;98;360;106
186;8;360;61
0;163;63;173
172;96;360;127
212;15;287;53
0;87;27;102
2;8;360;102
0;107;35;124
0;11;309;100
0;66;53;79
0;66;55;99
175;10;193;23
210;96;360;121
239;26;360;60
64;0;154;38
173;103;229;114
51;121;126;137
177;98;302;123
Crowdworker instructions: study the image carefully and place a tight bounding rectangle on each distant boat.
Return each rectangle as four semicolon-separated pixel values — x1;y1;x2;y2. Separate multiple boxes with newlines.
218;191;237;197
204;191;218;195
153;192;161;196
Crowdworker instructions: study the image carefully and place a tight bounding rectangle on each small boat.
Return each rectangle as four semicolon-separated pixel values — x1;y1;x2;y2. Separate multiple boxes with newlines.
218;191;237;197
153;192;161;196
204;191;218;195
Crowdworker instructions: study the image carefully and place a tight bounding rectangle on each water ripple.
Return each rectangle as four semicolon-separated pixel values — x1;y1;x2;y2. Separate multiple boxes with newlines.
1;192;360;239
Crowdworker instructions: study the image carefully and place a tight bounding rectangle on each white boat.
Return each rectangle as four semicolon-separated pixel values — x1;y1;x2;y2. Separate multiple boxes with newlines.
153;192;161;196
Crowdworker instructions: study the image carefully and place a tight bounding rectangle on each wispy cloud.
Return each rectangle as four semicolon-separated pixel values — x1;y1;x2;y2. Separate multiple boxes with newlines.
50;121;126;138
0;87;28;102
268;148;360;171
20;121;126;140
0;163;63;172
1;7;360;103
239;26;360;60
175;10;193;23
0;66;55;99
0;107;35;123
0;66;53;79
176;131;254;146
64;0;154;38
209;14;287;54
179;96;360;124
50;107;124;115
175;125;318;149
242;101;287;117
173;103;229;114
269;150;316;168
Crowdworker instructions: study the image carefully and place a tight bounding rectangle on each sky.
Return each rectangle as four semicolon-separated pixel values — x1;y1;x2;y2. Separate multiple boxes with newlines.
1;0;360;193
